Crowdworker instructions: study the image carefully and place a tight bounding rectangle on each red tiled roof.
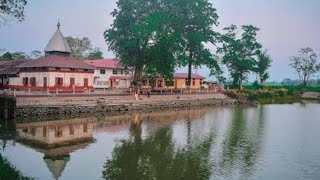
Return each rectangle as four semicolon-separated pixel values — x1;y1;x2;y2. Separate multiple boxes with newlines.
18;55;94;70
109;76;132;80
0;60;28;76
173;73;206;79
83;59;124;69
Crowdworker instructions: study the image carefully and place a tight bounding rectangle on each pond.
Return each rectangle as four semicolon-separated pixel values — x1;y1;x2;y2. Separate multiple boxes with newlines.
1;103;320;180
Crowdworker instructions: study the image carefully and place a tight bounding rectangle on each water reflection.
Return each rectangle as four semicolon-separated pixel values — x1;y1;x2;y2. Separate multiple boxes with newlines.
1;104;303;179
15;118;96;180
102;109;217;180
213;106;265;179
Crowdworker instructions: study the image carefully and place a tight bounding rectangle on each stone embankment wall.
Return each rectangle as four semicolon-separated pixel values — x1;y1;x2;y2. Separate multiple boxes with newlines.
15;94;238;117
301;92;320;99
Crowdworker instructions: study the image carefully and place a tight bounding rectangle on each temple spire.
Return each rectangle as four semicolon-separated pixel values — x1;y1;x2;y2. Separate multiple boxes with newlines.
44;22;72;56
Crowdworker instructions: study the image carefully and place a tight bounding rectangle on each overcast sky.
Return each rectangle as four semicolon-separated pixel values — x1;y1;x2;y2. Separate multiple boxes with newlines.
1;0;320;81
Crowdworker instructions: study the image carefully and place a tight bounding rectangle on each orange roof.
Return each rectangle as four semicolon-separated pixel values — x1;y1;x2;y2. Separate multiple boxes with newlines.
173;73;205;79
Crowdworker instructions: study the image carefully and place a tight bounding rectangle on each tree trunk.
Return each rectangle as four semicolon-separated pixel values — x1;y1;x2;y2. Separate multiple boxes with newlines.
187;60;192;90
187;52;193;90
133;65;143;88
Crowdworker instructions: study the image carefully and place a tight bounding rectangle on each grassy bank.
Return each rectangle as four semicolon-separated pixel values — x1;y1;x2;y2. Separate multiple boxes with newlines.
224;88;303;104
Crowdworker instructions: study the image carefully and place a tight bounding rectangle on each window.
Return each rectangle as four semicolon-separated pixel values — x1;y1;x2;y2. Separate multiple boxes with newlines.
41;67;47;71
55;77;63;86
120;70;124;75
100;70;105;74
55;127;63;137
192;79;196;86
56;67;61;70
185;79;188;86
125;70;129;75
31;128;36;136
83;123;88;133
22;128;28;133
30;77;36;87
84;69;89;72
23;77;28;86
113;70;118;74
69;125;74;135
43;126;47;137
70;78;75;86
84;78;88;87
70;68;75;71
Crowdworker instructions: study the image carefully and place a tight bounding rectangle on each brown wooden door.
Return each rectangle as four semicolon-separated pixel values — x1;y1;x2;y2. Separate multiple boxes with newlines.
84;78;88;87
30;77;36;87
43;77;47;88
70;78;75;86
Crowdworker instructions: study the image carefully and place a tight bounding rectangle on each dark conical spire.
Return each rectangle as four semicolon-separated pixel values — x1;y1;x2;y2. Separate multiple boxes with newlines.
44;22;71;56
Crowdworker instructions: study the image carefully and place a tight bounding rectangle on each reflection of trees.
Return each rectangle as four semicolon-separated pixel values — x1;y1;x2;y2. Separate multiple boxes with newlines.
215;106;265;178
102;114;216;180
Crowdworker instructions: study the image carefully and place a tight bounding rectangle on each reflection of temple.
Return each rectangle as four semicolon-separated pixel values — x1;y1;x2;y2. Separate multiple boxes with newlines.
16;118;96;180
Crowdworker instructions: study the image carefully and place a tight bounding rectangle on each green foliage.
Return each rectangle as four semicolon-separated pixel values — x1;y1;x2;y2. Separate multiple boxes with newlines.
0;154;31;180
0;0;27;26
173;0;220;86
255;50;272;84
85;48;104;60
252;81;262;90
289;47;320;86
0;50;43;61
105;0;220;87
218;25;262;89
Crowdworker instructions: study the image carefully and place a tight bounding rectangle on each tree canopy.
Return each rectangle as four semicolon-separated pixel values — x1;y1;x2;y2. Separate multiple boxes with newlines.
66;36;104;60
255;50;272;84
289;47;320;86
0;0;27;26
0;50;43;61
105;0;220;88
218;25;262;89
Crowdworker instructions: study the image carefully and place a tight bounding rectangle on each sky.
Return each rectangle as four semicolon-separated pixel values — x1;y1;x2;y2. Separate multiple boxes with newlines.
0;0;320;81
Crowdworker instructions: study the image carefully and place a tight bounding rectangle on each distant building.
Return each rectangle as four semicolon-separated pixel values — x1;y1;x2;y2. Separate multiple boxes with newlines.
142;73;206;89
0;22;94;92
83;59;132;89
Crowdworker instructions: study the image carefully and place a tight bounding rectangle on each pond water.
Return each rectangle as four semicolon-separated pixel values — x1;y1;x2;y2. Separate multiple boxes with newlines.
1;103;320;180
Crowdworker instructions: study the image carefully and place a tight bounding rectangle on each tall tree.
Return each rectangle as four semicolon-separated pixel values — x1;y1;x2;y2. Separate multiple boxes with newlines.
255;50;272;84
105;0;178;87
218;25;262;89
0;50;42;61
0;0;27;26
289;47;320;86
66;36;92;60
86;48;104;60
173;0;220;88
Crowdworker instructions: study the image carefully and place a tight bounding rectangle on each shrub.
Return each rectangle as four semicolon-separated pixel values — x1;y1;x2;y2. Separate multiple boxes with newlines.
223;91;238;99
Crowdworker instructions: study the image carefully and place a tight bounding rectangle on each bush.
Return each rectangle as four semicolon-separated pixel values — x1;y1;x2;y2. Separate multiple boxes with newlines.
223;91;238;99
248;94;258;101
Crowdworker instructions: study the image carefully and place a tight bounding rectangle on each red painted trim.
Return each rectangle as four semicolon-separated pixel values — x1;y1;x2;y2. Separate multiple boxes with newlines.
2;85;94;92
20;70;94;74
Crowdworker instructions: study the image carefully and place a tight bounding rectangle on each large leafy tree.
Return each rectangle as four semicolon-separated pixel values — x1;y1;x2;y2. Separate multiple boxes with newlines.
289;47;320;86
105;0;179;87
0;0;27;26
218;25;262;89
255;50;272;84
86;47;104;60
173;0;220;88
0;50;43;61
66;36;104;60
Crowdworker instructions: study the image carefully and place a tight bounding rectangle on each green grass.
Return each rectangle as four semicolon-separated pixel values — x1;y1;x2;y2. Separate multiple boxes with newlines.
0;154;32;180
